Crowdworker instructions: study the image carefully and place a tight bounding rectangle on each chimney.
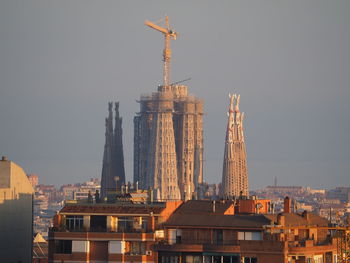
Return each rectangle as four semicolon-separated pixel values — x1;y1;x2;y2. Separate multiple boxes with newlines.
277;213;285;226
302;210;310;221
284;196;291;213
148;188;154;203
1;156;8;161
212;200;216;213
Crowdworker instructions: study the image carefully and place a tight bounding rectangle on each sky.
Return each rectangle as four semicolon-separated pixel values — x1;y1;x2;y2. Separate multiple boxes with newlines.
0;0;349;190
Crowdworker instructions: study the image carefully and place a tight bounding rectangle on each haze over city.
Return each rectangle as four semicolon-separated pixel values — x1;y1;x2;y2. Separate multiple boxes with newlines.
0;0;349;189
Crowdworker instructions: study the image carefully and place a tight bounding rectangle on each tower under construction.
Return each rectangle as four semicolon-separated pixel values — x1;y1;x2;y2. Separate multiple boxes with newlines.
101;102;126;198
221;94;249;198
133;17;203;200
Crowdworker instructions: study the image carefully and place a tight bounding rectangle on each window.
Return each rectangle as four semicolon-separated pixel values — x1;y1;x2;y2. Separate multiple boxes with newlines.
161;256;179;263
128;241;146;255
66;215;83;231
244;257;257;263
118;217;134;232
314;255;323;263
238;232;262;241
213;229;223;245
54;240;72;254
90;215;107;232
204;256;211;263
205;256;238;263
186;255;202;263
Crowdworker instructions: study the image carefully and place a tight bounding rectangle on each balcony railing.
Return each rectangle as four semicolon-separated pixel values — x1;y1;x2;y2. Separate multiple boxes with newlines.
287;237;333;248
50;226;151;233
158;238;240;246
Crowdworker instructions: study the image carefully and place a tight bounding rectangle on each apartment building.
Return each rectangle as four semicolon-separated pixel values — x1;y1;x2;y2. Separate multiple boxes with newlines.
48;198;182;262
48;196;339;263
156;199;338;263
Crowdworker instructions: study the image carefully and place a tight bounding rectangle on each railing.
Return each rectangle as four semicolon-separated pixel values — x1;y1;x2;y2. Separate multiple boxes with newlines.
158;238;240;246
287;237;333;248
50;226;151;233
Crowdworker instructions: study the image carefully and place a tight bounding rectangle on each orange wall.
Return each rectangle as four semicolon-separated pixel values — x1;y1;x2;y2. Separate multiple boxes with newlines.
236;199;270;214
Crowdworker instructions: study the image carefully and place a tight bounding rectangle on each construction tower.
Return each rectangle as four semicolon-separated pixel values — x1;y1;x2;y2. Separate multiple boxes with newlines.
134;17;204;200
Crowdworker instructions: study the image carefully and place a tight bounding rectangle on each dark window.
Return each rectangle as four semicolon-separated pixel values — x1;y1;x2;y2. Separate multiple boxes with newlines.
213;256;221;263
244;258;257;263
54;240;72;254
66;215;83;231
118;217;134;232
90;215;107;232
213;229;223;245
223;256;231;263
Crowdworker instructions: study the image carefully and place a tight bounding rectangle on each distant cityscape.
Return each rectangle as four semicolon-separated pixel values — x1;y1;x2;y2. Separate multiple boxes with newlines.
0;12;349;263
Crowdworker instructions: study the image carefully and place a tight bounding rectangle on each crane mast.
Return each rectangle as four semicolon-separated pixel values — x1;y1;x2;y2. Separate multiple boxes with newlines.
145;16;177;87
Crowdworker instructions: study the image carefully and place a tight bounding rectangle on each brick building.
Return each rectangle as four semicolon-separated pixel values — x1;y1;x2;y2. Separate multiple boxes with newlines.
48;198;182;262
48;196;338;263
156;199;337;263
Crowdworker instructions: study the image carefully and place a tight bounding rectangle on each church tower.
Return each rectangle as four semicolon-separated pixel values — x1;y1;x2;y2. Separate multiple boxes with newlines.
101;102;125;198
221;94;249;198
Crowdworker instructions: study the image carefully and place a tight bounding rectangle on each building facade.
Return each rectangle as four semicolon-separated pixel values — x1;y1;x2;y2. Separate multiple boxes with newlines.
155;199;338;263
49;197;340;263
48;197;182;262
0;156;34;262
134;85;203;201
101;102;126;198
221;94;249;198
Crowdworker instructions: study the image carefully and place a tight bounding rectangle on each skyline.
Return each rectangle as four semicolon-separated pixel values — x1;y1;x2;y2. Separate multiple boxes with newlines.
0;1;349;190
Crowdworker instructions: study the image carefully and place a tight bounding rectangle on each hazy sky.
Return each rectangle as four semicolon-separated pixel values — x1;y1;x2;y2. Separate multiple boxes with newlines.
1;0;349;190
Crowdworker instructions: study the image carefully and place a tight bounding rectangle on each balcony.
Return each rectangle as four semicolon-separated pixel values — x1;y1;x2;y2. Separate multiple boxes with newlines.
287;238;336;254
51;226;151;233
49;229;155;241
154;239;287;254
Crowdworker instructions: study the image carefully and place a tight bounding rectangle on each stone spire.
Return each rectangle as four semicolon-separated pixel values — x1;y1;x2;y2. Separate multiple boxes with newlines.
221;94;249;198
113;102;126;187
145;91;181;200
101;102;125;198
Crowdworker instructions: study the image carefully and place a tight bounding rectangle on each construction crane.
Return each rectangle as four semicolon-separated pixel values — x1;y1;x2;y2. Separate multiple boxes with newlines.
145;16;177;87
170;77;191;86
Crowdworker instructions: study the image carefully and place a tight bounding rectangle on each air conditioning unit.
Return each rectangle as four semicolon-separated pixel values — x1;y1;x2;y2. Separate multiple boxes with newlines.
146;251;152;256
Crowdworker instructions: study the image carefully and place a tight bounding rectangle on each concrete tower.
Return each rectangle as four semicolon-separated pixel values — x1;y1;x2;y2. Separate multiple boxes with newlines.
146;90;181;200
134;17;203;200
221;94;249;198
134;86;203;201
101;102;125;198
